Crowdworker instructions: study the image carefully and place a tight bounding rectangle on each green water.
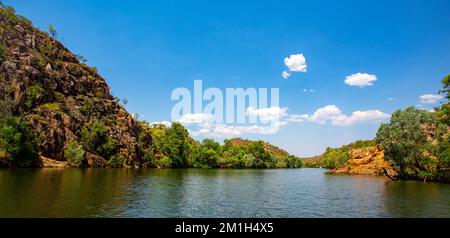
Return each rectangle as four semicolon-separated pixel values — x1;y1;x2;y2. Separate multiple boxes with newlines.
0;168;449;217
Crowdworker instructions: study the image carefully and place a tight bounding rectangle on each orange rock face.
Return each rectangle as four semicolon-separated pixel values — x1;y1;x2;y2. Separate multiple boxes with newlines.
330;146;397;177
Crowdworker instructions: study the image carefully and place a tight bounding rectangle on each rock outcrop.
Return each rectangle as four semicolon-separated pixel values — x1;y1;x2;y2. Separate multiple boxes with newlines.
0;8;142;167
330;146;397;177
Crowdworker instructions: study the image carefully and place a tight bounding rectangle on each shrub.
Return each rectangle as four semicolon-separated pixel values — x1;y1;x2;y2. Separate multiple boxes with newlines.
0;4;32;25
64;141;85;167
247;141;272;168
242;153;256;168
54;92;65;102
80;120;117;159
275;158;287;168
0;116;39;167
0;44;6;61
95;91;104;98
80;98;94;116
40;103;61;112
0;92;13;118
108;154;127;167
284;155;303;168
351;140;377;149
321;147;350;169
24;84;43;109
98;136;118;160
155;156;172;168
190;139;220;168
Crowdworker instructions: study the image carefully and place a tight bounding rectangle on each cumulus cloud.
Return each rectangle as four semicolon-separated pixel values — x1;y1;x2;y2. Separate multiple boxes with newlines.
190;123;287;138
286;114;309;122
281;53;307;78
188;107;289;138
165;103;390;138
419;94;443;104
333;110;391;126
284;54;307;72
308;105;345;124
294;105;390;126
246;106;288;122
344;73;377;87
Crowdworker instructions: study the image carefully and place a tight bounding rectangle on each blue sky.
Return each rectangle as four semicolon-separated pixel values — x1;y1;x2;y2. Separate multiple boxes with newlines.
6;0;450;156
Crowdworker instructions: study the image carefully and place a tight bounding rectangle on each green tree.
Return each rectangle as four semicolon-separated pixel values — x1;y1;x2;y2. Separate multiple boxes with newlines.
48;24;57;38
376;107;447;180
242;153;256;168
247;141;272;168
108;154;127;167
163;122;190;167
191;139;220;168
0;116;39;167
440;74;450;100
75;54;87;63
80;120;117;160
64;140;85;167
321;147;350;169
437;74;450;124
142;122;191;168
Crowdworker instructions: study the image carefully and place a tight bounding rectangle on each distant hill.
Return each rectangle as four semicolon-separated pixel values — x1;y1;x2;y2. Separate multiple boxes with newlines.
225;138;289;157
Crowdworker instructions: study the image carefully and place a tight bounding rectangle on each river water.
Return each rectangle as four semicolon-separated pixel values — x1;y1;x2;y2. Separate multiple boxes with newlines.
0;168;449;217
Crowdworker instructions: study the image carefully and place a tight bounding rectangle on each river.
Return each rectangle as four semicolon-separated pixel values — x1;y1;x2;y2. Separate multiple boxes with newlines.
0;168;449;217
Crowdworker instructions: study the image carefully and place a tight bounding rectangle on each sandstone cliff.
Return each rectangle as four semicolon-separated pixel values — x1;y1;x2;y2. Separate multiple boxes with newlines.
0;7;141;167
330;146;397;177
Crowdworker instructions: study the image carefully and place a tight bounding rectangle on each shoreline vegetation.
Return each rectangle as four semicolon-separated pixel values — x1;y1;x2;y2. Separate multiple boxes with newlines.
0;3;449;183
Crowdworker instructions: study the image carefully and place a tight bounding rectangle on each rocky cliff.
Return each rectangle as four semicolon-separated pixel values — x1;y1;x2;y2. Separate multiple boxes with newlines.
0;7;141;167
330;146;397;177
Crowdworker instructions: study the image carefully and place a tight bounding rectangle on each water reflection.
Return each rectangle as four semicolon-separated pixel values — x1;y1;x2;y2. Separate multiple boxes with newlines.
0;168;449;217
382;180;450;217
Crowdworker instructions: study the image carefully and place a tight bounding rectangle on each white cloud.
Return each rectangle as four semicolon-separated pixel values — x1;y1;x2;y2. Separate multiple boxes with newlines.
182;108;289;137
344;73;377;87
177;113;213;124
190;123;287;138
387;97;396;101
294;105;390;126
281;71;291;79
419;94;443;104
286;114;309;122
281;53;307;78
246;106;288;122
173;104;389;138
332;110;391;126
308;105;344;124
284;54;307;72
